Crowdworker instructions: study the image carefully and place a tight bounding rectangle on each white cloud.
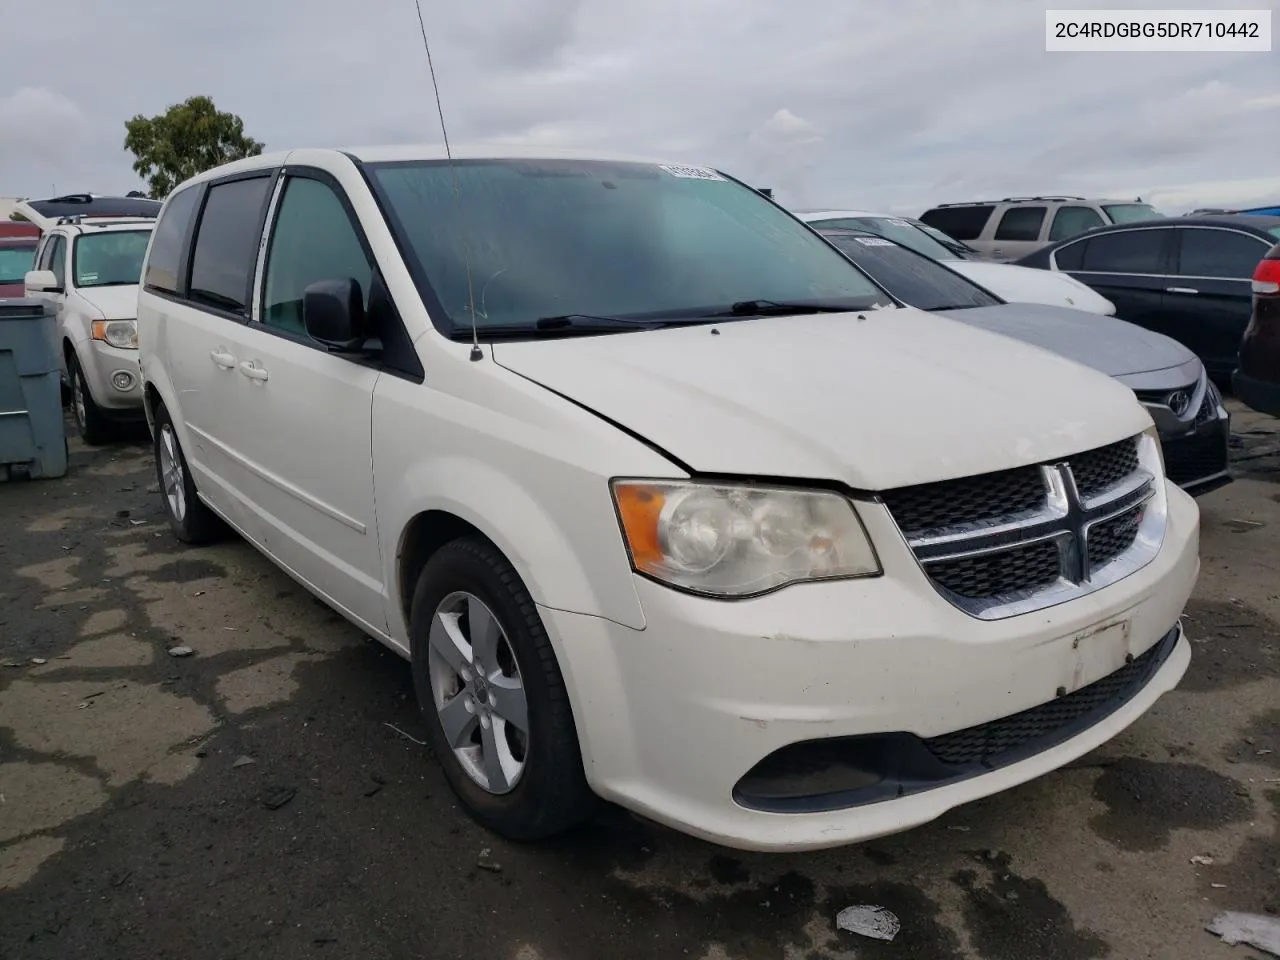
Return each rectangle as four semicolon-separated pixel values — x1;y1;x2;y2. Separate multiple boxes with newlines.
0;0;1276;212
0;87;90;182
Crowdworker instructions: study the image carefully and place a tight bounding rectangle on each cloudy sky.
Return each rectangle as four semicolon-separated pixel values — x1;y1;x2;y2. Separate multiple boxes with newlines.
2;0;1277;214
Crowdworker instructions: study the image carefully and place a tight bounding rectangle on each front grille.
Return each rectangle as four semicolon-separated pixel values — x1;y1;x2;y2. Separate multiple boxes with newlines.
924;631;1171;766
930;540;1061;599
1088;504;1143;571
880;465;1045;539
1071;439;1140;499
1164;431;1228;485
1195;389;1219;426
882;434;1161;619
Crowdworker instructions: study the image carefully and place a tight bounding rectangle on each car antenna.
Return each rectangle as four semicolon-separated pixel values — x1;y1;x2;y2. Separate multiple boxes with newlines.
413;0;482;361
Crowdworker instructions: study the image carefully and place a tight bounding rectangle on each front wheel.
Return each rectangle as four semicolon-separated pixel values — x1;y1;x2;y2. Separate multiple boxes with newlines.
153;404;224;545
68;353;112;446
410;537;596;841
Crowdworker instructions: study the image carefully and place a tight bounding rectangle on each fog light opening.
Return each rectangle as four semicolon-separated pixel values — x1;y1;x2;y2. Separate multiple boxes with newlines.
111;370;135;392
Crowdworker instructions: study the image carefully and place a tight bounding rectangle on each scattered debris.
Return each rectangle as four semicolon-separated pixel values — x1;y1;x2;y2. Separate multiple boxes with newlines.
477;848;503;873
1259;749;1274;757
1207;911;1280;956
946;825;972;832
2;662;21;669
314;934;338;945
261;786;297;810
384;723;426;746
1224;519;1266;533
167;645;194;658
115;509;131;518
836;905;900;942
232;756;256;768
1211;883;1227;889
30;657;47;665
1190;855;1216;866
109;870;133;889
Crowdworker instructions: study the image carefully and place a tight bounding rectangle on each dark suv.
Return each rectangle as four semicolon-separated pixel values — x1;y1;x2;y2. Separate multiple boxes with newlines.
1234;240;1280;416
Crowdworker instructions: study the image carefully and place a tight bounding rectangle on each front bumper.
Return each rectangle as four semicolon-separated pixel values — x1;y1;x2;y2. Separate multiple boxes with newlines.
542;483;1199;851
1157;407;1231;496
79;340;144;417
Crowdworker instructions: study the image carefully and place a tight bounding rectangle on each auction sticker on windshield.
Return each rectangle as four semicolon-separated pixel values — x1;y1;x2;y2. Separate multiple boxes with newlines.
659;164;726;181
855;237;895;246
885;218;913;227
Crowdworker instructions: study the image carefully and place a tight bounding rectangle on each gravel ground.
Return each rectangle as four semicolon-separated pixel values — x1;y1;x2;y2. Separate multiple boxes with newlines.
1;403;1277;960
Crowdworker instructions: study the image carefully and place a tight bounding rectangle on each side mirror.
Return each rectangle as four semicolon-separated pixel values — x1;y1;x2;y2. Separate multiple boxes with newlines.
25;269;61;294
303;278;369;352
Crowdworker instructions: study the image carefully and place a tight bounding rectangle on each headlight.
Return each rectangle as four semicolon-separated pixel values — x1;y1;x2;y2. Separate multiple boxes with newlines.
91;319;138;349
611;480;881;597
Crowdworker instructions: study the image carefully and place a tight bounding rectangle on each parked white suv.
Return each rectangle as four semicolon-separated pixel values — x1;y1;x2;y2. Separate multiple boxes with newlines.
25;216;154;443
137;147;1198;851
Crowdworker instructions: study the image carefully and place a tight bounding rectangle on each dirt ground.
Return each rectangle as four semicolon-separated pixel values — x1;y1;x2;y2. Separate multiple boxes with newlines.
1;402;1278;960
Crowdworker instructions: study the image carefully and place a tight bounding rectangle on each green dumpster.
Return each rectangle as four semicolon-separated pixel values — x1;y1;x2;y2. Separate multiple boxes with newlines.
0;297;68;480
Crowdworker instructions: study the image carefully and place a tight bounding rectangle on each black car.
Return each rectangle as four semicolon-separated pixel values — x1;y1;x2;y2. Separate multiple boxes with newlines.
1015;215;1280;380
818;227;1232;495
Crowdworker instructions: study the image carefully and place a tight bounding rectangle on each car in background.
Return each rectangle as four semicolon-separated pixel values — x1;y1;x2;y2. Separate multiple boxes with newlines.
1234;239;1280;417
10;193;162;231
797;209;1117;315
818;227;1231;495
1014;214;1280;381
918;196;1163;261
0;223;41;297
24;216;155;443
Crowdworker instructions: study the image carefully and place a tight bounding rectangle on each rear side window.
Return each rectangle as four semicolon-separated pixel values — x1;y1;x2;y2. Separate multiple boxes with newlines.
1175;228;1269;279
1081;229;1168;273
1052;239;1088;270
1049;206;1105;241
919;205;995;241
994;207;1046;242
188;177;273;313
145;186;202;294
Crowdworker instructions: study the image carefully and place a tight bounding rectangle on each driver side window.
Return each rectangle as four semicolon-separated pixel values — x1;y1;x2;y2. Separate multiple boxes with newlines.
261;176;373;337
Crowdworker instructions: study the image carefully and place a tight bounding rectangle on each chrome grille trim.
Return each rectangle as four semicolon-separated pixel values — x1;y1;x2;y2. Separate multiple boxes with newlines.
886;433;1167;621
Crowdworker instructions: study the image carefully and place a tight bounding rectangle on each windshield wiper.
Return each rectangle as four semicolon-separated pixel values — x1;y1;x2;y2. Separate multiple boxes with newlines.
711;299;864;318
534;314;661;330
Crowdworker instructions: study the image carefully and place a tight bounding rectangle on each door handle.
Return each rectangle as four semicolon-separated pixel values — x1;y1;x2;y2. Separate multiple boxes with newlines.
1165;286;1199;295
238;360;268;382
210;349;236;368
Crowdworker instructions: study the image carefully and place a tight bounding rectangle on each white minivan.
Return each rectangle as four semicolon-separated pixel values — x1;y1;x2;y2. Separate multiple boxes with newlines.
137;147;1199;852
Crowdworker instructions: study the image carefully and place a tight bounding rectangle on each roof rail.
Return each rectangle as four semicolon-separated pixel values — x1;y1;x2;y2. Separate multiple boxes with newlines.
999;195;1085;202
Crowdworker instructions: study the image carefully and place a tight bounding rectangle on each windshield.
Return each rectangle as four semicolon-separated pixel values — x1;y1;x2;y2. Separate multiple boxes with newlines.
1103;203;1162;224
365;159;888;335
821;216;962;261
916;223;976;258
0;243;37;284
822;233;1002;311
72;230;151;288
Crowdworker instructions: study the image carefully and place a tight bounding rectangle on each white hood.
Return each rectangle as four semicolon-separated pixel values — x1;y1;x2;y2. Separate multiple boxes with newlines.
492;307;1153;491
77;285;140;319
946;261;1116;315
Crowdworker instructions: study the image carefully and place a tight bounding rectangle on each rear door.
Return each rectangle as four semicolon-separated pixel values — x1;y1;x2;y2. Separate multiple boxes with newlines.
160;173;277;527
1161;226;1272;377
1064;227;1173;331
988;206;1047;261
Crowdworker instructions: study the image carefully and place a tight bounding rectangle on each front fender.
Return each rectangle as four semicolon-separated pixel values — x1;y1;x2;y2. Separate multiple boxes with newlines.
381;452;648;641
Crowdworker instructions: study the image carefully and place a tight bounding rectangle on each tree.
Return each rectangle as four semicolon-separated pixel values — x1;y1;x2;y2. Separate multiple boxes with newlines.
124;96;264;198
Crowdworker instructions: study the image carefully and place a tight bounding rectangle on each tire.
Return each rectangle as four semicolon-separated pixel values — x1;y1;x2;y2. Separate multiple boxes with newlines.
152;403;224;545
68;353;113;446
410;537;596;841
